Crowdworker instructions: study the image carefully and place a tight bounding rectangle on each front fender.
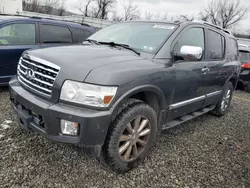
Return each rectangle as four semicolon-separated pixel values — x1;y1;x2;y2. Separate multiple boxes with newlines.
110;85;166;113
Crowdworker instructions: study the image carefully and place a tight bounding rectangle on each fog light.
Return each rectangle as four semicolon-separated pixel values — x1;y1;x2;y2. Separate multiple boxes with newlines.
60;120;79;136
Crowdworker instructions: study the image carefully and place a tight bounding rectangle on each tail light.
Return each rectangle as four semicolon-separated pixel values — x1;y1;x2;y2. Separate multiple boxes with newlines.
241;63;250;69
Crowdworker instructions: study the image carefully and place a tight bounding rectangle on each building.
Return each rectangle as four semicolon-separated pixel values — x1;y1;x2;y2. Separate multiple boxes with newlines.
0;0;22;14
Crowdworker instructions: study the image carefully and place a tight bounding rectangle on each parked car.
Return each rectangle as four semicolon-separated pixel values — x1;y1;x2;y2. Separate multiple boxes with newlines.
237;43;250;92
9;20;241;172
0;15;95;85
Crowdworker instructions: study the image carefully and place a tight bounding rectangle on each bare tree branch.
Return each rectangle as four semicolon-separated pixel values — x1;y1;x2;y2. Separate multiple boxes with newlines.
111;11;123;21
23;0;42;12
204;0;249;28
124;0;140;21
43;0;59;14
92;0;116;19
74;0;94;17
144;11;154;20
58;0;67;16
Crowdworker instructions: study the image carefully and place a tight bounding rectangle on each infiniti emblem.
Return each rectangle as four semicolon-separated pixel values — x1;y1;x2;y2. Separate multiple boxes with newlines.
25;68;35;79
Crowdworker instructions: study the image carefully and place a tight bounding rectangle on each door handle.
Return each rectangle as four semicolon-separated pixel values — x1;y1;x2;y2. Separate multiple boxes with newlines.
201;67;210;72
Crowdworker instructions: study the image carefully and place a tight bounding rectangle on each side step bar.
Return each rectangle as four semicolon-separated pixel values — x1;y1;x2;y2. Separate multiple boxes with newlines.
162;105;215;130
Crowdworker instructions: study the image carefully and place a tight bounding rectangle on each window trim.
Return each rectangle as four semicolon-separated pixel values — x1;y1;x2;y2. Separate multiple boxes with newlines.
204;28;226;61
0;22;37;46
38;23;73;44
171;26;206;63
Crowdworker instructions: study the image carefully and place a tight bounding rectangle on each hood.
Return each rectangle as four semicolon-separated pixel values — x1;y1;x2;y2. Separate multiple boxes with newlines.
26;45;145;82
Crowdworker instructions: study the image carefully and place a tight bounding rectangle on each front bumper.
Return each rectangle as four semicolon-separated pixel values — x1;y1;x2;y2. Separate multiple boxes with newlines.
9;76;112;149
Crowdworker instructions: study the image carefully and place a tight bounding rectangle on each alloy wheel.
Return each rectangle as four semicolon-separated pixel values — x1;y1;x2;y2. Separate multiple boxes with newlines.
221;88;231;111
118;116;151;162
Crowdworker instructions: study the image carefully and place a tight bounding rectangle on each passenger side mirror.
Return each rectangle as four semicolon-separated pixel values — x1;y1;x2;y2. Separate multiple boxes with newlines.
179;46;203;61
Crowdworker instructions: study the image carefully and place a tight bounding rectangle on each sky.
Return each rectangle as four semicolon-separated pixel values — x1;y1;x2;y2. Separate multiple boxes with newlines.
66;0;250;33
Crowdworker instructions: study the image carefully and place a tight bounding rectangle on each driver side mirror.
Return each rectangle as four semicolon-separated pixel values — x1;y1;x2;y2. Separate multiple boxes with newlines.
179;46;203;61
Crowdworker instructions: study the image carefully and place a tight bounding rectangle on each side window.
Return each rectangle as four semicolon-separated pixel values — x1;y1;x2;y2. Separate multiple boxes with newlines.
71;28;92;43
174;28;205;61
206;30;225;60
0;23;35;45
40;24;72;43
228;38;238;60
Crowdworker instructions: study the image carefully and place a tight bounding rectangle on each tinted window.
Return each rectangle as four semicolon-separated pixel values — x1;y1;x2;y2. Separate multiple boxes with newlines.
228;38;238;60
71;28;91;43
0;24;35;45
206;30;225;60
40;25;72;43
239;51;250;62
174;28;205;61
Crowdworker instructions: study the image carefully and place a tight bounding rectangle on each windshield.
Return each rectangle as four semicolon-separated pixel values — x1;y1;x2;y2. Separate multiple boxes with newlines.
239;51;250;62
88;22;177;54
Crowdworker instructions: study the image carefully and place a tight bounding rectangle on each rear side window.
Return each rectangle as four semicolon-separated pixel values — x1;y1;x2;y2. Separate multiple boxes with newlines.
228;38;238;60
0;23;35;45
206;30;225;60
239;51;250;62
40;24;72;43
71;28;92;43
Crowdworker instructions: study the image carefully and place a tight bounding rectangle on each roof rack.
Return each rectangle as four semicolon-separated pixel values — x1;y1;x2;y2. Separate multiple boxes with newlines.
0;13;91;27
238;44;250;48
192;20;232;35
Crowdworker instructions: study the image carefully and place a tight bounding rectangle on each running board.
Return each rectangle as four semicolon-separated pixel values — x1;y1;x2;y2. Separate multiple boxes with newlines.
162;105;216;130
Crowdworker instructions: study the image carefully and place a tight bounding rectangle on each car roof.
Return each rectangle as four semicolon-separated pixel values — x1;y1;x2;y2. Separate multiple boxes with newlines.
0;15;94;32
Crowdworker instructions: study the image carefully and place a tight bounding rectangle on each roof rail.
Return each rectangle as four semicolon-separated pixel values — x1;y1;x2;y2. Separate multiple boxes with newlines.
192;20;232;35
238;44;250;48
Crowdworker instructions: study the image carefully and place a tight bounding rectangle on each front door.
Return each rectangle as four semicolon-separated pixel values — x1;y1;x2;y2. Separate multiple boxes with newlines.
0;22;39;84
167;27;208;121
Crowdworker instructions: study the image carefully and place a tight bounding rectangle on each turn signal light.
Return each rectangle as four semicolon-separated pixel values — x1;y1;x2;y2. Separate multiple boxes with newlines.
241;63;250;69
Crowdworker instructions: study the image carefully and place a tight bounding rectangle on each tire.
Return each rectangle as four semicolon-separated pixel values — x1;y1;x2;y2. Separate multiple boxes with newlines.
244;83;250;93
211;82;234;117
103;99;157;173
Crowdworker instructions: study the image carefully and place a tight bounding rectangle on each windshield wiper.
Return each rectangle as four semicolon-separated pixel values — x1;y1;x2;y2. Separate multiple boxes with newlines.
83;39;100;45
98;41;140;56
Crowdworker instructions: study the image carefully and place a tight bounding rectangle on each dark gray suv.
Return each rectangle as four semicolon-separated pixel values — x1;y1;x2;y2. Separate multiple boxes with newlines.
9;20;241;172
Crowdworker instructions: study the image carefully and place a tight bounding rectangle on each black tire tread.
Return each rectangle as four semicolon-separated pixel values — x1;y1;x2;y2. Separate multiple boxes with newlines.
103;99;157;173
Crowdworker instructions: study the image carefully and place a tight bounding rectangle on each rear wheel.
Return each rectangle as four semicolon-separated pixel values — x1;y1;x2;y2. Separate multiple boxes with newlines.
244;83;250;93
211;82;233;117
103;99;157;173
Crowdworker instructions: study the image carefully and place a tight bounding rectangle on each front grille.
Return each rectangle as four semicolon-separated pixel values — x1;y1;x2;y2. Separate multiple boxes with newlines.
17;55;60;97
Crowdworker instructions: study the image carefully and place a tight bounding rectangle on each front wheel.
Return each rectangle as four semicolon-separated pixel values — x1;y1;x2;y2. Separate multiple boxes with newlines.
103;99;157;173
211;82;234;117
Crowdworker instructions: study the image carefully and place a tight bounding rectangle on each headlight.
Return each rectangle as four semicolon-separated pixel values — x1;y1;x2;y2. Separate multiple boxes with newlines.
60;80;118;107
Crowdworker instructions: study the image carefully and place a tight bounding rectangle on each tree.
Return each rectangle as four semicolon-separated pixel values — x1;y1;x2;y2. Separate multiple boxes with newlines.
92;0;116;19
112;11;123;22
124;0;140;21
204;0;249;28
58;0;67;16
176;14;195;21
75;0;94;17
43;0;59;14
144;11;154;20
23;0;42;12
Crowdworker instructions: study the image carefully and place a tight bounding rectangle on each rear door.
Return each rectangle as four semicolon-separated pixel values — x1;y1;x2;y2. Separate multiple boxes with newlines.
168;26;208;121
39;24;73;48
203;31;238;106
0;21;39;84
202;29;227;106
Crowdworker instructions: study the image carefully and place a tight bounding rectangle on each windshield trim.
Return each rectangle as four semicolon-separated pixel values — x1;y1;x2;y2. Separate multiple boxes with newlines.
88;22;179;55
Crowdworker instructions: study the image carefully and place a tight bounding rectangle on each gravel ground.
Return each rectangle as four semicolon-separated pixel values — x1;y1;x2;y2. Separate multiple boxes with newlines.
0;87;250;188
